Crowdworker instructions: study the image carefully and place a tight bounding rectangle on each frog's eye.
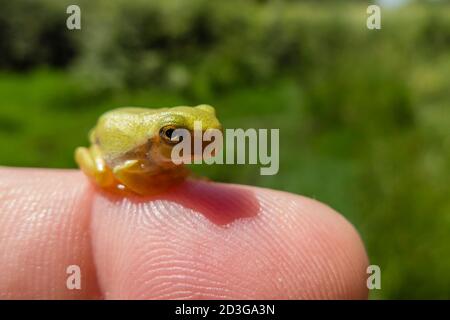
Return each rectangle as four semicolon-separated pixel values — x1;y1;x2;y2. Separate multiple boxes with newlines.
160;125;183;144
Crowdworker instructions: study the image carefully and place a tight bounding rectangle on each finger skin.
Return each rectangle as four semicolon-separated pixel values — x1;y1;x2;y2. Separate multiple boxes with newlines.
92;179;369;299
0;168;101;299
0;168;369;299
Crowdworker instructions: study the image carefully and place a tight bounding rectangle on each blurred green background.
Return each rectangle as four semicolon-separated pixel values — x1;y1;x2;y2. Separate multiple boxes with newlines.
0;0;449;299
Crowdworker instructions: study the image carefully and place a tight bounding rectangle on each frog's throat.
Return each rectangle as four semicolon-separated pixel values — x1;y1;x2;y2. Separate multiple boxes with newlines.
105;141;182;173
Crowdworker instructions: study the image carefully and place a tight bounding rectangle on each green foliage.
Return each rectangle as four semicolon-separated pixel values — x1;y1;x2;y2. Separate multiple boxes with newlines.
0;1;450;299
0;0;78;69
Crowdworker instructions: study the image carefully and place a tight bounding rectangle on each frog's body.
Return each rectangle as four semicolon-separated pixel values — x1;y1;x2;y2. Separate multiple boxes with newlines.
75;105;221;195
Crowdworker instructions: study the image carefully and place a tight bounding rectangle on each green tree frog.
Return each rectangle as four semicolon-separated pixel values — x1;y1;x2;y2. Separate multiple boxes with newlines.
75;104;221;195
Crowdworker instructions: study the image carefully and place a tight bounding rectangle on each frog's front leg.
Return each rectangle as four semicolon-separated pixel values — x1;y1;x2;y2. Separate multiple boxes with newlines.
75;145;115;188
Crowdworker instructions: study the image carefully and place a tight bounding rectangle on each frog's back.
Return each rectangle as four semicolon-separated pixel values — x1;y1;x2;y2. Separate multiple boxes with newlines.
94;106;170;134
108;106;169;116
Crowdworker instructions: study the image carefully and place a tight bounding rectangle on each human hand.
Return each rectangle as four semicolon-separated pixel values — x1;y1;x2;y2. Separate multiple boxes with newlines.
0;168;368;299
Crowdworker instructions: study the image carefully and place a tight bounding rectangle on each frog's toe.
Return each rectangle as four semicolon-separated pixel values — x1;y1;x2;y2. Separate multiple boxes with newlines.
112;160;140;175
75;146;114;187
75;147;95;175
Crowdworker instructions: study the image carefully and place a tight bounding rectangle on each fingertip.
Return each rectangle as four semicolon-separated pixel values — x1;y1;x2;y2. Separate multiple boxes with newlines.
285;195;369;299
91;181;369;299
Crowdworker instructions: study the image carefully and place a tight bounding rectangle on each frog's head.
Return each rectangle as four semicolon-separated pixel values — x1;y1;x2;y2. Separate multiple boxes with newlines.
150;104;222;165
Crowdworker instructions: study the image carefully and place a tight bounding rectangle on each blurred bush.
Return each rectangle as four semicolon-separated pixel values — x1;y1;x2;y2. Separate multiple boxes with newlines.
0;0;450;299
0;0;78;69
